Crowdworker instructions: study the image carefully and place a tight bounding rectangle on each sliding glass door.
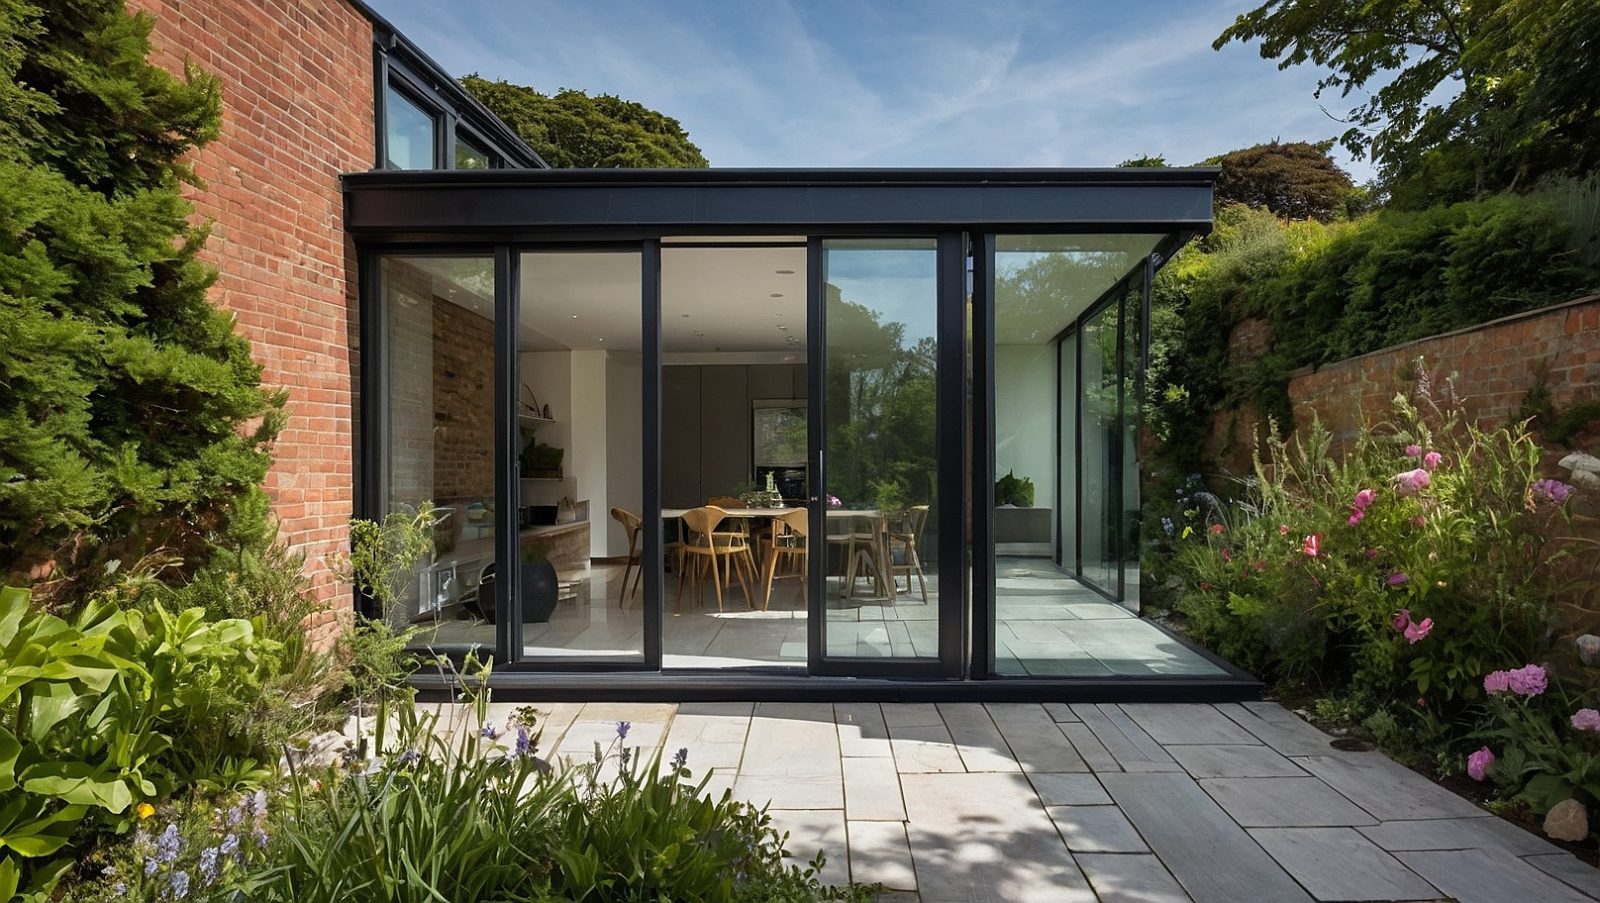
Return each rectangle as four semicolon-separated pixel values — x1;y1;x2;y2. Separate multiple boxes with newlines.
809;236;964;677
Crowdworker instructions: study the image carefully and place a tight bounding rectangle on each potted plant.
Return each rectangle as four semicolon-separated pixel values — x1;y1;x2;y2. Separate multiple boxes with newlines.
995;469;1035;507
521;441;565;479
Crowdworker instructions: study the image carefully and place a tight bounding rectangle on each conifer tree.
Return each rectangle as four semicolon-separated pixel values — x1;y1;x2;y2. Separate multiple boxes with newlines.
0;0;283;603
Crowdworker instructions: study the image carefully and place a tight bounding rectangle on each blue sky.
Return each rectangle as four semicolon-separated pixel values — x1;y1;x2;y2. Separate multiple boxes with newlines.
371;0;1375;182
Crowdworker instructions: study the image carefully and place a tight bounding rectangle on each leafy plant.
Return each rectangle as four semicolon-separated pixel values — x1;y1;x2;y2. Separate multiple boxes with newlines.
0;585;266;899
994;470;1036;507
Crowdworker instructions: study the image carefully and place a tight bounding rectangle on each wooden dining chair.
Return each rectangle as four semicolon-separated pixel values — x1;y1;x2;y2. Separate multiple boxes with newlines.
887;504;930;603
760;507;809;610
827;512;891;600
675;506;756;613
610;506;644;605
706;495;760;576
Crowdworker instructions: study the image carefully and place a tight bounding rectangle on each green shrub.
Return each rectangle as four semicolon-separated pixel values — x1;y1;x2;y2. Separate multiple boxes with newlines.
122;672;869;903
0;585;270;899
1171;365;1577;710
994;470;1035;507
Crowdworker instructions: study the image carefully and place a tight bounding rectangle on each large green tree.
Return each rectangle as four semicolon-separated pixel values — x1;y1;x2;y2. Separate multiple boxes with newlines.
0;0;283;602
1205;140;1355;221
461;76;708;168
1216;0;1600;203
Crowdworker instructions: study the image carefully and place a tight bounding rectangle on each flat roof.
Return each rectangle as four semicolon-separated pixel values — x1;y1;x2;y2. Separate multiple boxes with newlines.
342;167;1219;240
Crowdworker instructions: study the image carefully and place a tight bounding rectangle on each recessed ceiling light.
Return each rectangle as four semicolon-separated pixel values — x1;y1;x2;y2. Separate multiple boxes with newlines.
775;269;795;275
693;330;705;337
680;313;690;318
571;314;579;319
597;337;605;342
769;293;783;298
776;324;789;331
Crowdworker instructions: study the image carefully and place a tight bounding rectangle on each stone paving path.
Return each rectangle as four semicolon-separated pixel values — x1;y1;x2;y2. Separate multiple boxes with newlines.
480;700;1600;902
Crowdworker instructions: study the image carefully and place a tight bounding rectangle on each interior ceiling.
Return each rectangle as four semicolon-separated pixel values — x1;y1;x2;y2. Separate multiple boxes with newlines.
993;233;1164;344
408;233;1168;353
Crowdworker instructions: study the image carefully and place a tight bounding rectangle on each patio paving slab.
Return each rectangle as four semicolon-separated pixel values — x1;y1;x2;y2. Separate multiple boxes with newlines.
987;703;1089;773
1074;853;1191;903
1046;805;1148;853
1217;701;1341;756
1527;852;1600;899
1358;814;1565;856
1166;743;1306;778
847;820;918;891
842;755;906;820
1296;752;1490;820
1120;703;1260;745
937;703;1021;773
1071;704;1181;772
1248;827;1439;901
1201;776;1380;827
1100;771;1312;902
900;771;1096;902
1029;772;1111;806
835;702;893;758
1397;848;1594;903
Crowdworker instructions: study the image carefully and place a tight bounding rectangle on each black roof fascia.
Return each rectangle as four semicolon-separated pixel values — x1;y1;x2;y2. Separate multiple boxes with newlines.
341;167;1219;239
348;0;547;169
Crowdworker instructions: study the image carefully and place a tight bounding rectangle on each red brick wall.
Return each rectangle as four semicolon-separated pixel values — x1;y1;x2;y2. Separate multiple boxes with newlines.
133;0;374;638
1289;295;1600;445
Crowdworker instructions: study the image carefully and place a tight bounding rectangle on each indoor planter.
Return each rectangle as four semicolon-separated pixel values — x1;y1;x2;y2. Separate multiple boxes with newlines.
470;545;559;624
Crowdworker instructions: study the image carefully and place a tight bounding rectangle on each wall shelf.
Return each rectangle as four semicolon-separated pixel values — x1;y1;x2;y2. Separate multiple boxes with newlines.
518;414;559;426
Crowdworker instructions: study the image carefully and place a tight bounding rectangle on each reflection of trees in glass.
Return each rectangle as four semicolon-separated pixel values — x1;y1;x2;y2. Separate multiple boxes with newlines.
753;406;807;465
995;250;1139;342
825;283;937;509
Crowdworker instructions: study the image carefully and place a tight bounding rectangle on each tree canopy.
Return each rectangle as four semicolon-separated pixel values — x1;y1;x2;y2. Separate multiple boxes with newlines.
1207;140;1355;221
1216;0;1600;204
461;76;708;168
0;0;282;601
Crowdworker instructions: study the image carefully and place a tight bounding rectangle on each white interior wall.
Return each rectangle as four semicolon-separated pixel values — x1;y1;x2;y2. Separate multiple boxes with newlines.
605;352;644;557
569;350;609;557
995;344;1057;530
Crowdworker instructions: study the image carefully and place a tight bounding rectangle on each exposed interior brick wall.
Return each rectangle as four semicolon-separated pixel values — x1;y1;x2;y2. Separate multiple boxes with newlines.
430;300;497;504
133;0;375;642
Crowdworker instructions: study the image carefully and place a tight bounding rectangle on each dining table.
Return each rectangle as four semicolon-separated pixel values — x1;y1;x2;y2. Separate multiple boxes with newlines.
659;507;895;601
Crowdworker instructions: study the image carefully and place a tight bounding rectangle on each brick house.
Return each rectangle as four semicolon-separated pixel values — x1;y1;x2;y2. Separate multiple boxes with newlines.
137;0;1252;699
133;0;544;639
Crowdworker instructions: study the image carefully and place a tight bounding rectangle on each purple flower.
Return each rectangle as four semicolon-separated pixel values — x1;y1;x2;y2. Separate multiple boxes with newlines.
1392;609;1411;632
1394;468;1431;497
111;883;127;895
672;747;689;769
249;789;268;820
1484;670;1511;694
1571;709;1600;732
616;720;631;741
395;748;421;767
198;847;220;884
481;722;500;740
220;833;240;861
253;828;269;849
1387;572;1410;587
514;725;534;758
1508;664;1548;696
1532;479;1576;507
1405;444;1423;458
1353;488;1378;510
1467;747;1495;782
1423;451;1443;471
155;824;182;864
224;803;245;828
169;870;190;899
143;858;160;878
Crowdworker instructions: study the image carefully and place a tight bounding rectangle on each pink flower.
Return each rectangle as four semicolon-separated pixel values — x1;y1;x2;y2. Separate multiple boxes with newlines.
1221;547;1231;562
1404;617;1433;644
1278;524;1290;536
1532;479;1576;507
1571;709;1600;732
1348;510;1365;527
1507;664;1548;696
1301;534;1321;558
1405;444;1423;458
1365;548;1380;559
1410;516;1427;527
1467;747;1495;781
1394;468;1431;497
1387;572;1409;586
1423;451;1443;471
1209;523;1225;535
1484;670;1511;694
1391;609;1411;631
1353;488;1378;510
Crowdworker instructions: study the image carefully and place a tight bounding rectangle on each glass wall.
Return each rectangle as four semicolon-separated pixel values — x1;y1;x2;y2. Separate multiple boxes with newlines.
383;83;436;170
821;239;940;660
380;254;497;654
515;250;646;662
659;243;809;667
990;236;1162;676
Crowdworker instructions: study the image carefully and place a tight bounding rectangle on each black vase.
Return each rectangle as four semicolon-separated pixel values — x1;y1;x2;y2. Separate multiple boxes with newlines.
472;561;559;624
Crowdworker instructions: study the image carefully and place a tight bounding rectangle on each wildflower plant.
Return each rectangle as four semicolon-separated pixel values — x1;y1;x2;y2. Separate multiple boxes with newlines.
1172;361;1581;707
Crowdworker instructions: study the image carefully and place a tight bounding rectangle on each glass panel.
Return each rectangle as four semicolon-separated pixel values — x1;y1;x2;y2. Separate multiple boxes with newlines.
822;239;939;660
381;255;497;654
455;134;491;170
992;235;1158;676
660;244;808;667
1122;269;1147;612
517;250;645;661
384;83;437;169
